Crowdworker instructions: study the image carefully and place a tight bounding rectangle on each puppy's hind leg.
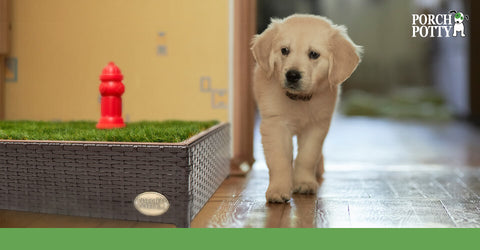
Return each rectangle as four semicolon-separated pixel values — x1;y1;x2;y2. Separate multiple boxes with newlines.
261;119;293;203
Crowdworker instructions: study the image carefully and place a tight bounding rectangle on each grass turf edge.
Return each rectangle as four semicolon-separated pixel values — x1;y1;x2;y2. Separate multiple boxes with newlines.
0;120;219;143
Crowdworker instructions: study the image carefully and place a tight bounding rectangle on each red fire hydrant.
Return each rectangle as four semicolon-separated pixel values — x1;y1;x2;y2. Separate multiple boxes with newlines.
96;62;126;129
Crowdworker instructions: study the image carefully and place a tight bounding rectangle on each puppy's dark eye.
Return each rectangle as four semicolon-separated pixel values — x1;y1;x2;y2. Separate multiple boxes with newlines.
309;51;320;60
281;47;290;56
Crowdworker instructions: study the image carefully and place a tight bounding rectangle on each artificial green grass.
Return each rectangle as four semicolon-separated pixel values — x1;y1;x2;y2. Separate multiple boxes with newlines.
0;120;219;143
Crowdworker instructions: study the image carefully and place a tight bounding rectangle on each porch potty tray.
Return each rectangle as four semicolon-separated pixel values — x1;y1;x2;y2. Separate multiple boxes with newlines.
0;123;230;228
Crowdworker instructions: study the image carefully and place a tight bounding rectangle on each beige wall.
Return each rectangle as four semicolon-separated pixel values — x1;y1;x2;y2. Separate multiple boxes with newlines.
5;0;230;122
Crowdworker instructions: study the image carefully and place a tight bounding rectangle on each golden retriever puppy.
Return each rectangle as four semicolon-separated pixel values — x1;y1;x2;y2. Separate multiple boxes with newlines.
251;14;362;203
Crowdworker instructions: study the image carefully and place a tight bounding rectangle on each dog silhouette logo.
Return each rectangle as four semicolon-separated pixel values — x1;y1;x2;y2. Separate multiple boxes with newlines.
450;10;469;37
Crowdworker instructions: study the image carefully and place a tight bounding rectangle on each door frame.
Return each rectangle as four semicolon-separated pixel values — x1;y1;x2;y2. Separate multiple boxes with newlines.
230;0;257;175
470;1;480;124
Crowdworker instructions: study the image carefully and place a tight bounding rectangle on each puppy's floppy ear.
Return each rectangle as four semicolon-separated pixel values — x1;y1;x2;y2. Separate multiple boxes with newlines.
251;19;280;78
328;26;363;86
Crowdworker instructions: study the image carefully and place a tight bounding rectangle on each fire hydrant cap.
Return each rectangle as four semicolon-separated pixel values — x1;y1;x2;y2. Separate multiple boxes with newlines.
100;62;123;81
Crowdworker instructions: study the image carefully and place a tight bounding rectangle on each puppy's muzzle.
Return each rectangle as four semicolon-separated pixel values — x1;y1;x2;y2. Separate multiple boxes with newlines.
285;70;302;89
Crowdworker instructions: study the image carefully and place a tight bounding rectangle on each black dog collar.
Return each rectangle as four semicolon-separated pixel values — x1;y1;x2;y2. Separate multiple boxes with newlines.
285;91;312;101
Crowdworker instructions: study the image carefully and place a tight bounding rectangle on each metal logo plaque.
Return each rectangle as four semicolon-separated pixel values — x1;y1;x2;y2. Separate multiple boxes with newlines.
134;192;170;216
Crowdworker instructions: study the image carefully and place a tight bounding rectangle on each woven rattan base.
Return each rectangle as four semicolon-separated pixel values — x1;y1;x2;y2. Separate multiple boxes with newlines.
0;123;230;228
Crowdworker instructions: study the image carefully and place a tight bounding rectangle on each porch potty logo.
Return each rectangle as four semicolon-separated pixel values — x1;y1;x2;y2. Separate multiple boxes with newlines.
412;10;469;38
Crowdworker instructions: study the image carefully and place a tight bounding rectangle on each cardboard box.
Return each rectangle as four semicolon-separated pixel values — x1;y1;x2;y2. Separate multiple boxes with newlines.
5;0;230;122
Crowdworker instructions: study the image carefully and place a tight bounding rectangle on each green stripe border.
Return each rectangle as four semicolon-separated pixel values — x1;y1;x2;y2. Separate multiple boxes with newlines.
0;228;478;249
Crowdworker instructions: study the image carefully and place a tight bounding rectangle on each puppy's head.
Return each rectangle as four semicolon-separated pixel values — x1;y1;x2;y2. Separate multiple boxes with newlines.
251;14;362;96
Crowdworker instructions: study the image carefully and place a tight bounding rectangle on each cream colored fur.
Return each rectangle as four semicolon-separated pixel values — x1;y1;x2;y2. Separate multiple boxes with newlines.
251;14;362;203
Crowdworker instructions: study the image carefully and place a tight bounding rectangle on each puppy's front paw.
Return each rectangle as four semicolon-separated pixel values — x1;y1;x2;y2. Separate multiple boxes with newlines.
293;179;318;194
266;184;292;203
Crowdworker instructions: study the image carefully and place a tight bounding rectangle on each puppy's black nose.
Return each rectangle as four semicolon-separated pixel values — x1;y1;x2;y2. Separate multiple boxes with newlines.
286;70;302;83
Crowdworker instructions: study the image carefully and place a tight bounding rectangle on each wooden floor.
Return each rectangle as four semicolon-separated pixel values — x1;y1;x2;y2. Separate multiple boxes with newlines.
2;116;480;228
